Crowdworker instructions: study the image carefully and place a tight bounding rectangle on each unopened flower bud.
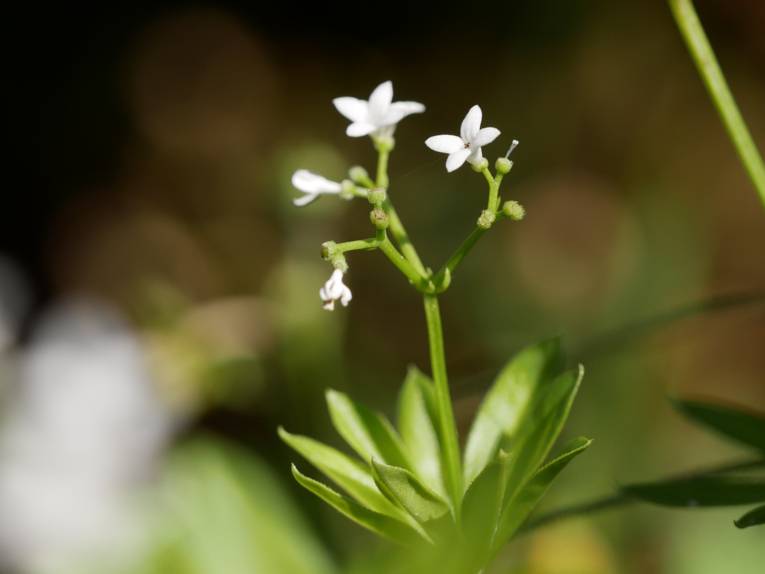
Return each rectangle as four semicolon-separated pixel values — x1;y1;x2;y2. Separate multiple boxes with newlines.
502;200;525;221
471;157;489;172
495;157;513;175
349;166;370;185
321;241;336;261
367;188;387;206
370;207;389;230
477;209;496;229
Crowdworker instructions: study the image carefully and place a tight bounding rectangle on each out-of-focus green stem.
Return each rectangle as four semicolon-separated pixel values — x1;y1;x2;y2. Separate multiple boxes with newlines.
669;0;765;207
423;294;462;519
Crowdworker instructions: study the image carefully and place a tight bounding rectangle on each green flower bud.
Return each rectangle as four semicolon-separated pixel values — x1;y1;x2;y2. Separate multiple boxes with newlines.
349;166;370;185
321;241;338;261
502;200;525;221
367;187;387;206
369;207;389;230
471;157;489;172
340;179;356;200
495;157;513;175
477;209;496;229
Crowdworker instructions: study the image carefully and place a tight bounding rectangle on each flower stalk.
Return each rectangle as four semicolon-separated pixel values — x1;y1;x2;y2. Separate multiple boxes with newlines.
668;0;765;207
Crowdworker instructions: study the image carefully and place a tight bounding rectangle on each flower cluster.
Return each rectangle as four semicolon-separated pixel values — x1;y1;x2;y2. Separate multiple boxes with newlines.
291;80;521;311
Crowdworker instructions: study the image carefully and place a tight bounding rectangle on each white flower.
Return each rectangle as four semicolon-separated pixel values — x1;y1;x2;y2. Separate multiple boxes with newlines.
291;170;342;206
333;81;425;138
319;269;352;311
0;300;171;574
425;105;501;172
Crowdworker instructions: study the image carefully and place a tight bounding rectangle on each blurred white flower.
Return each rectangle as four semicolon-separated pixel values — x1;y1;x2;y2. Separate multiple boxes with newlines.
425;105;501;172
333;80;425;138
319;269;352;311
0;300;171;574
291;170;343;206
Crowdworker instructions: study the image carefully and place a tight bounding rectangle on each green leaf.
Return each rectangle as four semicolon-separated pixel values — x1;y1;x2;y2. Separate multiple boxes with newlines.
624;475;765;507
278;427;404;519
370;459;450;524
493;366;584;545
494;437;592;548
463;338;564;487
673;398;765;452
397;367;444;497
326;389;410;469
460;453;509;570
290;464;425;545
735;504;765;528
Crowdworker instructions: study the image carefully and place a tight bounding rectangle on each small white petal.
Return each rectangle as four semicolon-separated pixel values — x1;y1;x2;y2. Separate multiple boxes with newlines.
346;122;377;137
460;105;482;142
368;81;393;120
425;134;465;154
291;170;342;193
293;193;318;207
446;148;471;172
333;97;368;123
340;286;352;307
467;147;484;166
385;101;426;124
472;127;500;147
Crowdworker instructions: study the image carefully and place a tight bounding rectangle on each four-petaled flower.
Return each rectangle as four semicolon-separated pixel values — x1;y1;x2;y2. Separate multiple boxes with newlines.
333;81;425;138
320;269;352;311
425;105;500;172
291;170;343;207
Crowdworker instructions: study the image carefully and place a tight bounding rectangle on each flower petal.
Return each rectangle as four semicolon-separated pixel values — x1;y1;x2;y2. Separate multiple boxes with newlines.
293;193;318;207
467;147;483;166
460;105;482;142
368;81;393;121
385;101;426;124
333;97;368;123
346;122;377;137
446;148;471;172
472;127;500;147
291;170;342;193
425;134;465;154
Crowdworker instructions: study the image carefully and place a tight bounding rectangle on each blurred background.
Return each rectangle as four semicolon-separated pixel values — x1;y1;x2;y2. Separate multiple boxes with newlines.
11;0;765;572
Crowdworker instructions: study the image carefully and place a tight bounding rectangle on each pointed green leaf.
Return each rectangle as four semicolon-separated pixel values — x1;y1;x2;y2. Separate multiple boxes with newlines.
278;427;403;519
463;338;565;486
624;475;765;507
290;464;424;545
460;453;509;569
673;399;765;452
397;367;444;497
735;504;765;528
494;437;592;549
370;459;449;524
326;389;410;469
494;365;584;544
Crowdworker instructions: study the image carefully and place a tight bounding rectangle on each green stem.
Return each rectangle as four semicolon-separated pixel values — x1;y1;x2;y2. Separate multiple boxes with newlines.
423;294;462;518
379;235;427;288
376;145;390;189
382;199;428;278
436;226;488;285
481;167;500;211
669;0;765;207
335;237;382;254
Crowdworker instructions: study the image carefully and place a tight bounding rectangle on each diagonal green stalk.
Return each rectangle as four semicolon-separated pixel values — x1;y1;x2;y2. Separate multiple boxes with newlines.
423;294;462;519
668;0;765;207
